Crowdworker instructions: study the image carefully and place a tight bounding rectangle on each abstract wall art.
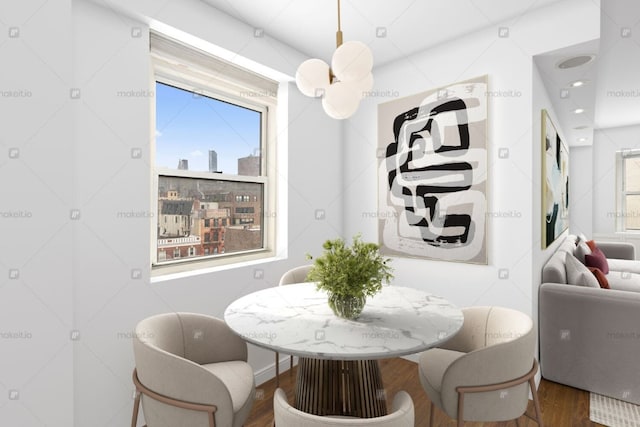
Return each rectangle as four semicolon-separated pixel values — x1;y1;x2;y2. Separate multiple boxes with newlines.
377;75;488;264
541;110;569;248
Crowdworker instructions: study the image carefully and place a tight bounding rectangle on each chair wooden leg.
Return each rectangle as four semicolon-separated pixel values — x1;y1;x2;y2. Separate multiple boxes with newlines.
429;401;434;427
457;390;465;427
131;390;141;427
529;377;544;427
275;352;280;388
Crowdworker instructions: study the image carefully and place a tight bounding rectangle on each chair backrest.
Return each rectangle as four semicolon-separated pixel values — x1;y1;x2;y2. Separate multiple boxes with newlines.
273;388;414;426
438;306;536;421
279;265;313;286
134;312;247;364
440;306;534;353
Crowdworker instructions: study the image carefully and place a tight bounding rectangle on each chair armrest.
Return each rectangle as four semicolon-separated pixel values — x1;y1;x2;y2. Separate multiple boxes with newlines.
598;241;635;260
133;339;235;427
539;283;640;404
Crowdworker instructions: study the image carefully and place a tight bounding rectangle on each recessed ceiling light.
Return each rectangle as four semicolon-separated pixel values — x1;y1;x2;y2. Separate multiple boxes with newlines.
573;108;585;114
556;55;595;69
577;137;588;142
570;80;586;87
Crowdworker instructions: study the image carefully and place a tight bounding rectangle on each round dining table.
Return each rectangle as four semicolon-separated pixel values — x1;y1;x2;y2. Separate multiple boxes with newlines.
224;282;463;418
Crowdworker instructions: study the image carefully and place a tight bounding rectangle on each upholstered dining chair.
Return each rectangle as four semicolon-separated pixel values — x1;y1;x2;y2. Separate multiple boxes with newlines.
418;306;543;427
275;264;313;386
273;388;415;426
131;312;255;427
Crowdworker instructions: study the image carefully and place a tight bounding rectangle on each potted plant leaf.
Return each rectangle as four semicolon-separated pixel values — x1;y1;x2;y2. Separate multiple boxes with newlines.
306;234;394;320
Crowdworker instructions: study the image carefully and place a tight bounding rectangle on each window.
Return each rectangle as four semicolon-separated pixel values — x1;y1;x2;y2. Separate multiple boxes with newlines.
151;33;278;273
616;150;640;231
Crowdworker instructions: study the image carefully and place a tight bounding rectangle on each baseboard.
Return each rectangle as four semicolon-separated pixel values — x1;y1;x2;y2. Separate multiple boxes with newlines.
254;354;297;387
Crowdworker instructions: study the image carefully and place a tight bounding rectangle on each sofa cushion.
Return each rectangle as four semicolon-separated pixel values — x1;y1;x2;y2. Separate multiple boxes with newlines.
542;249;568;284
607;258;640;274
574;241;592;264
606;271;640;292
588;267;610;289
586;240;597;251
585;248;609;274
566;253;600;288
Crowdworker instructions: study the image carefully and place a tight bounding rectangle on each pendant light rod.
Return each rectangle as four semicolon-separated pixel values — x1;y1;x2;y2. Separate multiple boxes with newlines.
336;0;343;48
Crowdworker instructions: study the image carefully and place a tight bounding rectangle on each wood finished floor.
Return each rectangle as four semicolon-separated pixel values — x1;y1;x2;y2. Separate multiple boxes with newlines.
245;357;604;427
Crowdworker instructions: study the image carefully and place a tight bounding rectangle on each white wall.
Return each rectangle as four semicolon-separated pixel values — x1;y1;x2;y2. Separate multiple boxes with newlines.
0;1;74;425
531;62;572;308
2;0;342;425
343;0;599;321
0;0;602;425
570;146;594;236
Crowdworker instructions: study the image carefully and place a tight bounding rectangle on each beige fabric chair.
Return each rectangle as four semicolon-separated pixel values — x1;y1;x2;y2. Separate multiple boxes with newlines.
131;312;255;427
275;265;312;385
418;306;543;427
273;388;414;426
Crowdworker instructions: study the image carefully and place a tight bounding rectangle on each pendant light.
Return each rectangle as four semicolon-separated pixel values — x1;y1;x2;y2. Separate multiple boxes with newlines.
295;0;373;119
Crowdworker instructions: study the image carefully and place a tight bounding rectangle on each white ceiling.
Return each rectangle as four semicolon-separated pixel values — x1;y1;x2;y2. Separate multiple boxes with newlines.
202;0;640;136
534;40;599;147
201;0;563;66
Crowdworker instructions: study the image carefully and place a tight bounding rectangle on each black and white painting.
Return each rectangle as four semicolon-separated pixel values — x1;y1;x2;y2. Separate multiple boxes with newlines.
377;76;488;264
542;110;569;248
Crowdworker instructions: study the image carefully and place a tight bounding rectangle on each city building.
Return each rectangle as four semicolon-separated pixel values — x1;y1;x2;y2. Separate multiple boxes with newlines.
177;159;189;170
238;154;260;176
209;150;218;173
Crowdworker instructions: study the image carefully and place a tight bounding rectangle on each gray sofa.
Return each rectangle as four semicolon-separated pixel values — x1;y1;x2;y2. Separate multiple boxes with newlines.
540;235;640;404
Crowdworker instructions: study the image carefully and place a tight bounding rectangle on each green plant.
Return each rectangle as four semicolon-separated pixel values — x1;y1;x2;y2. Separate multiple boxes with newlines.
306;234;394;299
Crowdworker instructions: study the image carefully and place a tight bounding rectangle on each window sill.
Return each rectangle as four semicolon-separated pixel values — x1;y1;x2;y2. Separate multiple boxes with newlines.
150;251;283;283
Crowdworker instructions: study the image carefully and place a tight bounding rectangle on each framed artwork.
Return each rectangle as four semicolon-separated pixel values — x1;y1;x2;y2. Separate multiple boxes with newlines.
541;110;569;248
377;75;488;264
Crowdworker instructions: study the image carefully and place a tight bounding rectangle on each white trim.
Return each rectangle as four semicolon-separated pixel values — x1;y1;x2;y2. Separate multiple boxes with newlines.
615;151;640;232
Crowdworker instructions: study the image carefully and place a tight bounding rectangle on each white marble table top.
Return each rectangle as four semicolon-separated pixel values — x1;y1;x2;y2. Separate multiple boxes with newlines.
224;283;464;360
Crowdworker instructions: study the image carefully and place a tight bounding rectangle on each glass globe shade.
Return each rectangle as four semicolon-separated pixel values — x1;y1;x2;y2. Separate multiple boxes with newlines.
295;58;330;97
352;73;374;99
331;41;373;82
322;82;361;119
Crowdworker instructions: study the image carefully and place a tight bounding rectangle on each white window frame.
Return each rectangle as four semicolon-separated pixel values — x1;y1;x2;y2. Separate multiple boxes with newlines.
150;33;278;276
616;149;640;232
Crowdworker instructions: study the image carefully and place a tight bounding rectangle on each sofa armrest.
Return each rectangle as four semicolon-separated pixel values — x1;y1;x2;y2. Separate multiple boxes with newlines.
539;283;640;404
598;241;635;260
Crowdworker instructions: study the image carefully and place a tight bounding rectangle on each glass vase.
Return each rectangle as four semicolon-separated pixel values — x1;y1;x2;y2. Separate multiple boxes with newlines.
328;293;366;320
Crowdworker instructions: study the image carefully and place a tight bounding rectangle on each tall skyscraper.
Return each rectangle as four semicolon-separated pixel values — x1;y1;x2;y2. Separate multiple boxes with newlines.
177;159;189;170
209;150;218;173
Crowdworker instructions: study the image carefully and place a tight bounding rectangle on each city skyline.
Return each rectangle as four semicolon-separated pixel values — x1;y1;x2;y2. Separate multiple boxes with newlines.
155;82;261;175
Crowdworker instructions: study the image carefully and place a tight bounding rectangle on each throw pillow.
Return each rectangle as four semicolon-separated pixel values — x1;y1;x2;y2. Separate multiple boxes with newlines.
565;253;600;288
585;247;609;274
574;241;592;264
588;267;610;289
576;233;588;245
586;240;597;252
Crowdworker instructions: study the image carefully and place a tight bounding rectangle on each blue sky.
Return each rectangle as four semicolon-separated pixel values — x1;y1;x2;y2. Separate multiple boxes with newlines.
155;82;261;174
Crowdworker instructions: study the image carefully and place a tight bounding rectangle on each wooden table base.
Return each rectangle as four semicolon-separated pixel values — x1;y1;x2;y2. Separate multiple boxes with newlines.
294;358;387;418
